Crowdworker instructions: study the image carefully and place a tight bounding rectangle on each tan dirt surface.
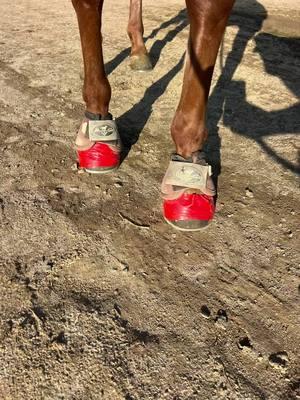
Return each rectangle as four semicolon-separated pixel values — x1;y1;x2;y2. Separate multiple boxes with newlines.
0;0;299;399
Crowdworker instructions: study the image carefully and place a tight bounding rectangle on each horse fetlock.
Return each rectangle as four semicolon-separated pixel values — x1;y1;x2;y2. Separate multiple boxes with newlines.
171;117;207;158
83;86;111;115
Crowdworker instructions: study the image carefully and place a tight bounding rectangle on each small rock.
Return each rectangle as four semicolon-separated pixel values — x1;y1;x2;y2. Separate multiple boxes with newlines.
217;202;225;211
69;186;80;193
215;309;228;327
71;163;78;171
245;187;254;198
114;181;123;188
50;189;60;196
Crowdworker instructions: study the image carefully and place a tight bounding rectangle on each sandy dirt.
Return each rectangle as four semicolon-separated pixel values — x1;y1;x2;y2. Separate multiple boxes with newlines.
0;0;299;399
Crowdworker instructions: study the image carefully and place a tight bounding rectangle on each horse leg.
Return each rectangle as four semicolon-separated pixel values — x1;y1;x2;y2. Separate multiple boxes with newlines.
127;0;152;71
72;0;110;115
162;0;235;230
72;0;121;173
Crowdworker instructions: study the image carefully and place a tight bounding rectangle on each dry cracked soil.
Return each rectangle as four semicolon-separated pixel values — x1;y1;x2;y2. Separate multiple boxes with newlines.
0;0;299;399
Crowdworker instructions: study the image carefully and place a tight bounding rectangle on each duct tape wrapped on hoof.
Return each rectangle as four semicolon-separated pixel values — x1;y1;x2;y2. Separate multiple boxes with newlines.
76;113;121;174
161;151;216;231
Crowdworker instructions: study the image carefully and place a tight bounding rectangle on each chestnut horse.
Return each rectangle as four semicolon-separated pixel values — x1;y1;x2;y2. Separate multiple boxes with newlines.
72;0;235;231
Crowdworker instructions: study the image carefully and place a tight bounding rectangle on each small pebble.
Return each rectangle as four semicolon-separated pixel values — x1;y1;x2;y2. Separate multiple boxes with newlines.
69;186;80;193
114;181;123;188
50;189;60;196
245;187;254;198
215;309;228;328
217;202;225;211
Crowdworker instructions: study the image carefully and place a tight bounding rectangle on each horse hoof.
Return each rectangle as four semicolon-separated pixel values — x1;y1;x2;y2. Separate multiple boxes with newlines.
163;193;215;232
130;54;152;71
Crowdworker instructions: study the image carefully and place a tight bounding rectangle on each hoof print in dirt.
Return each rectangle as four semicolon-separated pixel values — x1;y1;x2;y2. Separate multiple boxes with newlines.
200;305;211;319
215;309;228;327
238;336;253;350
268;351;289;369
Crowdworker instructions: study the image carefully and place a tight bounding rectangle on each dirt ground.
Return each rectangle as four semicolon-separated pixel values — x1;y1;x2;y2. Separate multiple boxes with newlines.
0;0;299;399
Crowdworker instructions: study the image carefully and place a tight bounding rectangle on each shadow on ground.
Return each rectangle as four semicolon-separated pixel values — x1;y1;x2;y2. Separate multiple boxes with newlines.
113;0;299;177
207;0;300;177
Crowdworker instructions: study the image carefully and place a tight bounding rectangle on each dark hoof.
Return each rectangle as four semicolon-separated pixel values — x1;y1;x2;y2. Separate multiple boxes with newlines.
130;54;152;71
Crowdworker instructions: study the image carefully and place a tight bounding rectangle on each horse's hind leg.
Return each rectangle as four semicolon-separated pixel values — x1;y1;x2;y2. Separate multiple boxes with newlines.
127;0;152;71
